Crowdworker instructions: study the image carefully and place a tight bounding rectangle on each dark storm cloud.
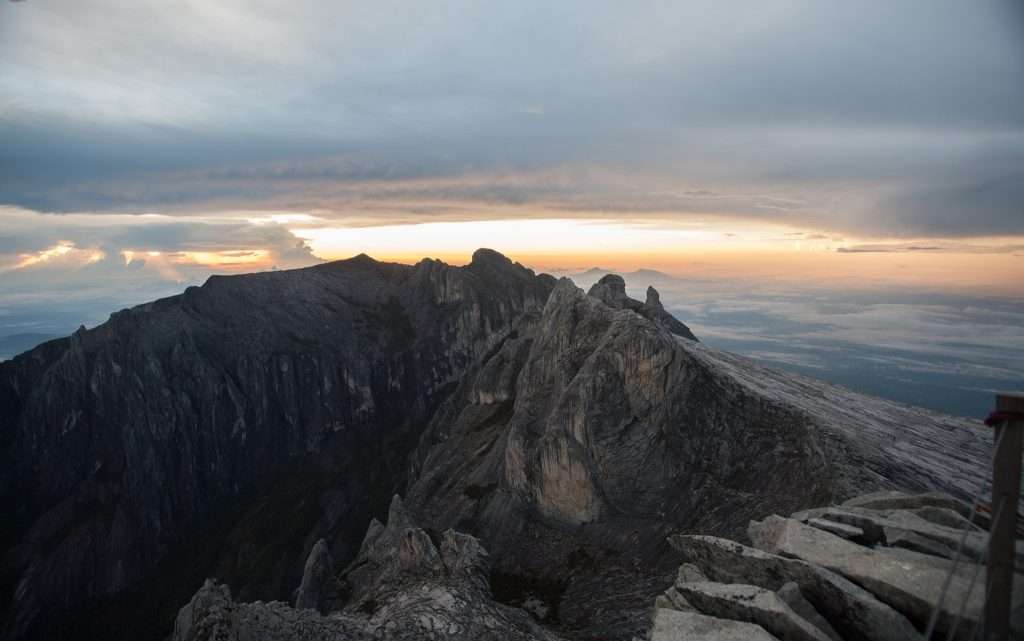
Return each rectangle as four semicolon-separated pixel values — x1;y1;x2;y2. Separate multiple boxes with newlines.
0;0;1022;235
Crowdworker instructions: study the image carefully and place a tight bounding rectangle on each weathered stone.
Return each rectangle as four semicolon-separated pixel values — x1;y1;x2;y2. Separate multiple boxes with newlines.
586;275;699;341
795;506;993;562
172;580;370;641
439;529;490;582
650;609;779;641
294;539;340;613
0;249;556;640
173;504;562;641
586;274;632;309
906;506;979;530
171;579;236;641
794;501;978;536
670;535;922;641
776;582;841;641
748;515;984;640
676;563;708;584
806;518;863;540
675;581;831;641
882;527;957;559
656;588;696;612
0;248;995;641
842;492;985;527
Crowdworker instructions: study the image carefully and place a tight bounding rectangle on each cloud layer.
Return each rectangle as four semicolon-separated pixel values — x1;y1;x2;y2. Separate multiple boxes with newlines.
1;0;1022;237
1;0;1022;347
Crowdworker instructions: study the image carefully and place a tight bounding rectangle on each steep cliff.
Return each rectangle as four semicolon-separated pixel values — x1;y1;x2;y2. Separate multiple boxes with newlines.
406;278;990;638
0;249;554;641
0;250;992;641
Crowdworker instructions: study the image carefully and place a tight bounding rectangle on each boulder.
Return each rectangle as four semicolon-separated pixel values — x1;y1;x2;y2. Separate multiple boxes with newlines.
777;582;841;641
650;609;779;641
172;505;561;641
806;518;863;540
674;582;831;641
906;506;979;530
670;535;922;641
677;563;708;584
748;516;984;640
841;491;992;530
655;588;696;612
881;528;958;560
841;491;973;518
793;506;987;560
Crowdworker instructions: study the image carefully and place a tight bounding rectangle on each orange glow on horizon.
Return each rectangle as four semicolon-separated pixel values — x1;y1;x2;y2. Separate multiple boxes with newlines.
174;250;270;267
290;218;1024;296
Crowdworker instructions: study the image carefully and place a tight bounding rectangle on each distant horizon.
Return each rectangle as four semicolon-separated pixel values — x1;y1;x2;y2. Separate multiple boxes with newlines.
2;246;1020;421
2;1;1022;416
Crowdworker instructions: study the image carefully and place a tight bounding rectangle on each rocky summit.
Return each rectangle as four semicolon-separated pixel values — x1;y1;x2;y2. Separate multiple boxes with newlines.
0;249;993;641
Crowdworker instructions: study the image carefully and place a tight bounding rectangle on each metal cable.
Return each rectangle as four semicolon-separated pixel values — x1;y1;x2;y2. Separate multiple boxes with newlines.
924;425;1005;640
943;498;1004;641
967;571;1001;641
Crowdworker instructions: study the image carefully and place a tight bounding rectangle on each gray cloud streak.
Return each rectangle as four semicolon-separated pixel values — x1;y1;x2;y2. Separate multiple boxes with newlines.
0;0;1022;236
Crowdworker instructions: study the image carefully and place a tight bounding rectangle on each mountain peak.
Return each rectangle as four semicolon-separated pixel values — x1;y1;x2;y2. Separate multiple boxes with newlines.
470;248;513;268
645;285;662;308
586;273;630;308
583;274;697;340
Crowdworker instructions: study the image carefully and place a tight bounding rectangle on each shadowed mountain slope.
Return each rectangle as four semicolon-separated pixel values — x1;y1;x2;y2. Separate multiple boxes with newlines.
0;250;990;641
0;249;554;641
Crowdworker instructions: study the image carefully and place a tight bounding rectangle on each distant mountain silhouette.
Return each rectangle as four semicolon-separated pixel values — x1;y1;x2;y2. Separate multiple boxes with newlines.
570;267;675;282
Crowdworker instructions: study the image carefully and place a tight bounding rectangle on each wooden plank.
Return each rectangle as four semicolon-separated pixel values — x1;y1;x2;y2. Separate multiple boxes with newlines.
996;392;1024;413
986;394;1024;641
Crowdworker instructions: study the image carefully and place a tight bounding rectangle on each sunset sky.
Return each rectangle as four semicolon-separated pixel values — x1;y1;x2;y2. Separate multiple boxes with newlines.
1;2;1023;366
3;1;1023;289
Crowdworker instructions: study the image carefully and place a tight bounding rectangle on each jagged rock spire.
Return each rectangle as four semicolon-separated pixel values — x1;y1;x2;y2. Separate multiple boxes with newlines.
585;273;698;340
294;539;341;614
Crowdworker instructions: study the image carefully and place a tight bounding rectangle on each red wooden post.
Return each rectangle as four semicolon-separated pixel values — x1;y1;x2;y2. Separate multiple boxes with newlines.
986;392;1024;641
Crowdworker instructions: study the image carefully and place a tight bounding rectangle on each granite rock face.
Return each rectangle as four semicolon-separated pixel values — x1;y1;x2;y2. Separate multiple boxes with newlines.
406;277;989;638
585;274;698;341
170;496;561;641
0;249;554;640
0;249;995;641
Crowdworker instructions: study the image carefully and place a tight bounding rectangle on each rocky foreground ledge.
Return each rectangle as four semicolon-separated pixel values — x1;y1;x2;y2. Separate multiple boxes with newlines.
171;490;1021;641
657;490;1023;641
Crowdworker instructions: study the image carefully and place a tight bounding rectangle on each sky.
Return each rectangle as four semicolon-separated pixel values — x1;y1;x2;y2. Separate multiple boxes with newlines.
0;1;1022;412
